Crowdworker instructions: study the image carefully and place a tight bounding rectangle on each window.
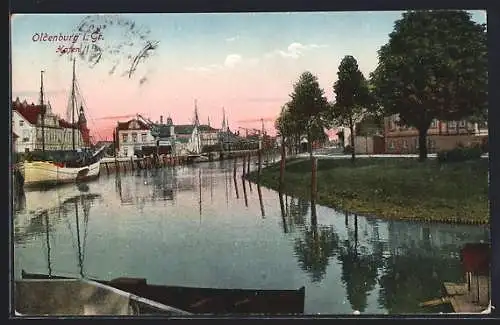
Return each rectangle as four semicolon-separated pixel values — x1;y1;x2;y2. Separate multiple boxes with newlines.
427;139;435;149
141;133;147;143
403;140;408;149
22;130;30;142
123;148;128;156
388;140;395;150
430;119;437;128
415;138;419;149
132;133;137;143
448;121;457;128
459;120;466;127
122;133;128;143
19;120;24;127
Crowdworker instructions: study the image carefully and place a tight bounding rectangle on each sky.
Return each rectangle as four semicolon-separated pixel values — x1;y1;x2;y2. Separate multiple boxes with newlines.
11;11;486;141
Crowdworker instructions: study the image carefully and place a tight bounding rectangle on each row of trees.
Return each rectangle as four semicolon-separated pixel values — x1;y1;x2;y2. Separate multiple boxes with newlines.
275;10;487;161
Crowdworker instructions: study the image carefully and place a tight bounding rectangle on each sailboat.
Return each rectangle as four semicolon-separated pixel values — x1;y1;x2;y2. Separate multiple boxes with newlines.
19;60;103;189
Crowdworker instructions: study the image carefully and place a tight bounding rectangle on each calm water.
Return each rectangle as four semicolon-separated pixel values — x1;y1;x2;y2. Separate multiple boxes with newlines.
13;159;490;314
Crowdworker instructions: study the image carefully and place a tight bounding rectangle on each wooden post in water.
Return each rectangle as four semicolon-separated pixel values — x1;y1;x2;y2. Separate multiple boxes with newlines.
257;149;262;179
130;157;134;171
247;153;250;175
279;144;286;190
241;176;248;207
242;155;247;177
311;157;318;202
233;156;237;179
278;192;288;233
345;210;348;226
105;162;109;175
257;184;265;218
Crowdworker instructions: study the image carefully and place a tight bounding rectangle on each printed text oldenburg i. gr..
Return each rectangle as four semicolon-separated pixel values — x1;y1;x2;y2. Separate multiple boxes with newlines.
32;31;104;43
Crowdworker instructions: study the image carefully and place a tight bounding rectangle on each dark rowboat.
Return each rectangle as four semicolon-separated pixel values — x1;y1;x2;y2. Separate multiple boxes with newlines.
21;270;305;315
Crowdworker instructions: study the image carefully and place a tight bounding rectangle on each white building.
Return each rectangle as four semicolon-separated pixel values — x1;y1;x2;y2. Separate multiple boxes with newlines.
198;124;219;149
115;116;203;157
115;118;154;157
12;98;86;153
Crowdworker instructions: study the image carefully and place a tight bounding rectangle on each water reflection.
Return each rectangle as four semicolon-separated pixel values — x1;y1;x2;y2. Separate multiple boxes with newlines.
292;203;339;283
14;188;101;279
13;160;490;314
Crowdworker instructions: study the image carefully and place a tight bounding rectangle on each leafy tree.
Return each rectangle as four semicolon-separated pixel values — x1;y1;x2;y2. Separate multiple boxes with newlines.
370;10;487;160
355;115;384;137
333;56;372;162
275;104;303;154
288;71;330;159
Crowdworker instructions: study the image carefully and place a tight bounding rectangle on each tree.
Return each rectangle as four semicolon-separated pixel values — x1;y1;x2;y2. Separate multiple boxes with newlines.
333;56;372;162
370;10;487;161
275;104;303;154
288;71;330;159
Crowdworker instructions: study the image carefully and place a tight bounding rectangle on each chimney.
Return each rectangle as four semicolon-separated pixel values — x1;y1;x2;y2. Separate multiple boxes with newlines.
160;115;163;124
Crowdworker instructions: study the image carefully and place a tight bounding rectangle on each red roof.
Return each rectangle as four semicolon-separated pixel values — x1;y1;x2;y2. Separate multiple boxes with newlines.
12;99;78;129
117;119;150;131
12;100;41;125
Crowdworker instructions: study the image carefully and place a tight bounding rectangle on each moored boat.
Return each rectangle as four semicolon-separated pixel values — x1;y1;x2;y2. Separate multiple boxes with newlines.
15;277;191;316
21;270;306;315
18;60;104;189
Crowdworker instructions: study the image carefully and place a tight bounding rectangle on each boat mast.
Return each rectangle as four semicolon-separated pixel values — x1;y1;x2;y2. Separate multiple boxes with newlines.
74;201;84;278
71;58;76;151
44;211;52;277
40;71;45;152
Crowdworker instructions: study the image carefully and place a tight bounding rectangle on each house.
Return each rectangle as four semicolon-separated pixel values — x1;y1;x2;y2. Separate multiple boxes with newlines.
174;123;201;155
384;114;488;154
198;124;219;151
115;118;153;157
115;115;203;157
11;97;88;153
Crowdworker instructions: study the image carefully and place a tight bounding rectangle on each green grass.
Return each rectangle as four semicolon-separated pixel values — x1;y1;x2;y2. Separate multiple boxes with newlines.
247;157;489;224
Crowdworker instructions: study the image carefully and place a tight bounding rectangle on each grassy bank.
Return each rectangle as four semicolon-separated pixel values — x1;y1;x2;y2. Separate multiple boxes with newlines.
246;157;489;224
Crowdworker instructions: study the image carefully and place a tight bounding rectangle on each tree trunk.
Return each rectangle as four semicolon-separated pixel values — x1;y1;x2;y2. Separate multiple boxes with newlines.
418;128;428;161
349;123;356;162
308;132;313;161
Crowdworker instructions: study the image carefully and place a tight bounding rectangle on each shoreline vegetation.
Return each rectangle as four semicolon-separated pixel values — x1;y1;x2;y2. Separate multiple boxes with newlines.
246;157;489;225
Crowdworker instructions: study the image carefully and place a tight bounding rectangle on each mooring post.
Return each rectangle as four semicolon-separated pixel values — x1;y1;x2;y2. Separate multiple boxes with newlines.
247;153;250;174
242;154;247;177
105;162;109;175
233;156;237;179
257;149;262;179
130;156;134;171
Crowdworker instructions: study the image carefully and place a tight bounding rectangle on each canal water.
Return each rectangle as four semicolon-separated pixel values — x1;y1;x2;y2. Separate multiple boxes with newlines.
13;159;490;314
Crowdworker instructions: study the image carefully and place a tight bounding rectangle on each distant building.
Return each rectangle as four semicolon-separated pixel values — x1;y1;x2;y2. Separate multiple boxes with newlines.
384;114;488;154
198;124;219;150
115;118;154;157
115;115;203;157
11;97;88;153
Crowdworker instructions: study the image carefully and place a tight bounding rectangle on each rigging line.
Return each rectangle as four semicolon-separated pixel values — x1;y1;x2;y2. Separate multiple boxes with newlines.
80;198;90;262
61;204;79;256
75;79;104;141
44;211;53;277
74;201;84;278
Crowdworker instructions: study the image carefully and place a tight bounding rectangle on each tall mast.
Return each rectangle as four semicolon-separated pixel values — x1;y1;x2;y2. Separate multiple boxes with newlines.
40;71;45;152
71;58;76;151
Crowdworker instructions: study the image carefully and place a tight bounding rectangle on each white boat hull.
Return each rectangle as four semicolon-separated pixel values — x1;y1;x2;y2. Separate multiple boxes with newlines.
20;160;101;188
